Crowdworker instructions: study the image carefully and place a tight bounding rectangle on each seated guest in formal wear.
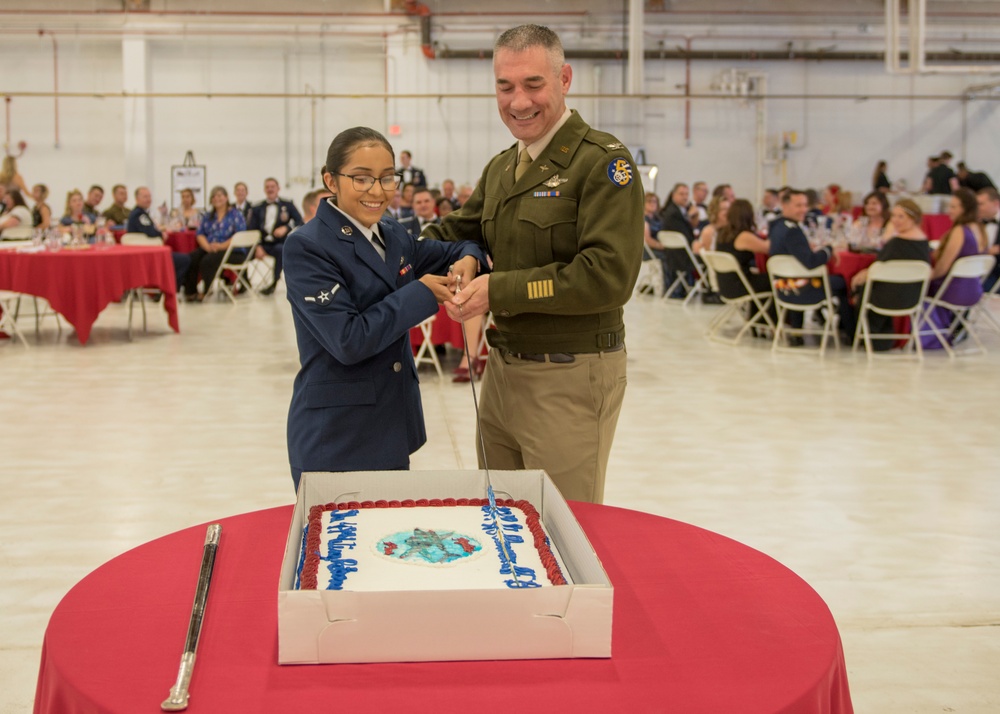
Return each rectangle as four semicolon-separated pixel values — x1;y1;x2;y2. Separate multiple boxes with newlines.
83;185;103;216
977;187;1000;291
873;160;891;194
691;181;709;223
233;181;253;224
696;195;731;252
770;189;855;337
456;183;473;208
715;199;773;326
830;190;854;230
656;183;698;297
440;179;460;210
282;127;487;488
849;199;930;351
249;177;303;295
957;162;997;193
31;184;52;230
60;189;97;229
642;191;670;288
804;188;829;230
851;191;890;245
101;184;130;227
301;188;332;223
399;187;439;237
127;186;192;290
397;150;427;188
712;183;735;202
921;189;987;347
184;185;247;301
436;196;454;219
0;189;33;233
177;188;202;229
761;188;781;224
399;182;416;218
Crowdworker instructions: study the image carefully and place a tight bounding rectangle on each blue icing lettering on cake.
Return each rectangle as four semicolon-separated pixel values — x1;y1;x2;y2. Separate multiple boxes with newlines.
298;501;568;591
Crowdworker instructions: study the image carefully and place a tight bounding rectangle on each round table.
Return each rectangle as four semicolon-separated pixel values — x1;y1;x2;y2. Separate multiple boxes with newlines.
829;250;877;289
35;504;852;714
0;244;179;344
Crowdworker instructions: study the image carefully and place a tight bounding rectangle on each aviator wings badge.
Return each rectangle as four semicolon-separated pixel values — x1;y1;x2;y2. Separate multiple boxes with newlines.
543;175;569;188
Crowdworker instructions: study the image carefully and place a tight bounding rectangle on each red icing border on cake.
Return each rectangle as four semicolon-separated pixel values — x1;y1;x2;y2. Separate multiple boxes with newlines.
299;498;567;590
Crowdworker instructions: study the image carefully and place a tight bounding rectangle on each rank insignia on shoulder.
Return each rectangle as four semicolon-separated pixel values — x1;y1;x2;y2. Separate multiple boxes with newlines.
607;142;625;150
559;145;569;153
607;158;633;187
341;226;353;235
543;175;569;188
304;284;341;305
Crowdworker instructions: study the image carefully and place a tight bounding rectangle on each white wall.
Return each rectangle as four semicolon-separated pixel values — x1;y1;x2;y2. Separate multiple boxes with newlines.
2;30;997;215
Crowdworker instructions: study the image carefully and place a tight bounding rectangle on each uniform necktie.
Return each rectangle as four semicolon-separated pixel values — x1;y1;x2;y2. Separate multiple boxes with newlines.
514;147;532;181
371;230;387;261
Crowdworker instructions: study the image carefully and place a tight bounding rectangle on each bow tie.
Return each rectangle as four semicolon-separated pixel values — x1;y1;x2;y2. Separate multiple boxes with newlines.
984;218;998;225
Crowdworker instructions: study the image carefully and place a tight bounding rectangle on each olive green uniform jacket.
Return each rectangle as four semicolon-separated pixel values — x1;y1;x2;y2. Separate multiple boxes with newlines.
423;110;644;354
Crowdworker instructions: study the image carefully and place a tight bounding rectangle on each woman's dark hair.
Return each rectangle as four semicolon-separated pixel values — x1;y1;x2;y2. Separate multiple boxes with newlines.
7;189;27;207
951;187;978;226
323;127;395;200
862;191;890;223
716;199;756;245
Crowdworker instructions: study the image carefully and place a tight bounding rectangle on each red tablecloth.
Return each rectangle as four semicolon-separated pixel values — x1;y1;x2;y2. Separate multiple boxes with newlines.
34;503;852;714
922;214;952;241
829;251;877;288
409;304;465;350
112;229;197;254
0;245;179;344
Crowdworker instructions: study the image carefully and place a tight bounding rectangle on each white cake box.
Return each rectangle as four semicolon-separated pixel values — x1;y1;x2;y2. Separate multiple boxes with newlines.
277;469;613;664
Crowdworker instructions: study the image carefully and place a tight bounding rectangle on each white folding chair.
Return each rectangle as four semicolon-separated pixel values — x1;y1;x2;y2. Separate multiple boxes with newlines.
0;290;29;347
633;244;665;298
852;260;932;359
657;230;709;306
120;233;165;339
970;262;1000;335
413;315;444;379
767;255;841;355
206;230;261;303
0;226;33;241
922;254;997;357
701;251;775;345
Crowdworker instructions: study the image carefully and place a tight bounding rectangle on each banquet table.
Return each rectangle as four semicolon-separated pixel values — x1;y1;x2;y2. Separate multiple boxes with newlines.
409;304;465;350
113;229;197;253
0;244;179;344
828;251;877;289
34;503;853;714
921;214;952;241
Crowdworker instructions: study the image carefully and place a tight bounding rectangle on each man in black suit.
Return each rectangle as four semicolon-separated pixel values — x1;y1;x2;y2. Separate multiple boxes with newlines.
397;150;427;188
399;188;440;237
978;187;1000;292
248;177;303;296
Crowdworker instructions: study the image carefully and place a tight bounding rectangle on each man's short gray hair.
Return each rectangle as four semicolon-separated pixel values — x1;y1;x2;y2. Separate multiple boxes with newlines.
494;24;565;71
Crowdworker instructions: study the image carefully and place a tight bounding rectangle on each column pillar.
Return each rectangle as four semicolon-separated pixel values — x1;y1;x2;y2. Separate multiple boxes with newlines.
122;38;153;195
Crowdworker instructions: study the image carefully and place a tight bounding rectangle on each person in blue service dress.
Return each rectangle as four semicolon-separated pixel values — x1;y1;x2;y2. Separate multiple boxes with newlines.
283;127;488;491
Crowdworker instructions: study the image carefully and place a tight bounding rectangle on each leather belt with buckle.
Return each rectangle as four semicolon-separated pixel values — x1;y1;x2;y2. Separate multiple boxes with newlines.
511;344;623;363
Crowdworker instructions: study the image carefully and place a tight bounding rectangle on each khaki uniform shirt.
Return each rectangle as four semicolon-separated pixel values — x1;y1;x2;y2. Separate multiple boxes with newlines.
102;204;131;226
423;110;644;354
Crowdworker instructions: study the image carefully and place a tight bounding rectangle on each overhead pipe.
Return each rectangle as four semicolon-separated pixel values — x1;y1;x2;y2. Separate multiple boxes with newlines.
433;47;1000;63
403;0;435;60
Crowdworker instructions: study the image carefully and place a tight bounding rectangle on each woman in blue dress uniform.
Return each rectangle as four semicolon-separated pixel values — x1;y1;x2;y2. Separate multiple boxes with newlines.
283;127;487;490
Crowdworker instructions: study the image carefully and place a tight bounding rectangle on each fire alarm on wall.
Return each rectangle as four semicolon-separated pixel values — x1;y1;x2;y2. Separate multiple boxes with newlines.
388;125;402;137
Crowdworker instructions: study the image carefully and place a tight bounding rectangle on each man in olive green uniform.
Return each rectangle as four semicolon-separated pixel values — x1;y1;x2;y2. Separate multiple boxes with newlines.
426;24;643;504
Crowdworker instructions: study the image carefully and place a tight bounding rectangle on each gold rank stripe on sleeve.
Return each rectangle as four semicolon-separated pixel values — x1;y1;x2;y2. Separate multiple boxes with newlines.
527;279;554;300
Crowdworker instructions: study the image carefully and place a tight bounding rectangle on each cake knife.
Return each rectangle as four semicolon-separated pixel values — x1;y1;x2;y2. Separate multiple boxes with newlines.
161;523;222;711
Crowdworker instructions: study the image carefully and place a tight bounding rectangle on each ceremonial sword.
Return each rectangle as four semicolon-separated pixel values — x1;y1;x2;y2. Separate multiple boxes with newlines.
161;523;222;711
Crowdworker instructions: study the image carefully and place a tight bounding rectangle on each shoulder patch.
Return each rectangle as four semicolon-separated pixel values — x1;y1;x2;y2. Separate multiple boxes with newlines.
607;158;634;187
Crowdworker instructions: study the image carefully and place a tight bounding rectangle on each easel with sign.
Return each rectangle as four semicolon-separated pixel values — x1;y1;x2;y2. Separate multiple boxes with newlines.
171;151;207;211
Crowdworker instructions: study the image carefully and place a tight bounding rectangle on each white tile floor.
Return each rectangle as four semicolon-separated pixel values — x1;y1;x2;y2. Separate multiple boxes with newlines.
2;287;998;713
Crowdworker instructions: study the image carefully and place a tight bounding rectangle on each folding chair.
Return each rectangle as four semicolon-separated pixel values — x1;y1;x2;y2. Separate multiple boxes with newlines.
852;260;932;359
657;230;709;306
413;315;444;379
970;261;1000;335
701;251;775;345
0;290;29;347
922;254;997;357
206;230;261;303
120;233;165;339
0;226;33;241
767;255;841;355
633;244;665;298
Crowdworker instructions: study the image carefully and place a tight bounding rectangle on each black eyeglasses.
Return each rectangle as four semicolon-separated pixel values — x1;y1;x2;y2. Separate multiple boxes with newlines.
335;173;403;192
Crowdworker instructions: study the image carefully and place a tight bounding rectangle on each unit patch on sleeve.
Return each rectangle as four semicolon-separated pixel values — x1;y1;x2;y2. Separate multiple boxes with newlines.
607;158;633;187
527;279;554;300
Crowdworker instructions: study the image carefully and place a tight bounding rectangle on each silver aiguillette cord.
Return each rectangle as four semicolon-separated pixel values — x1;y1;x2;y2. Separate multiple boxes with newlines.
455;276;521;587
161;524;222;711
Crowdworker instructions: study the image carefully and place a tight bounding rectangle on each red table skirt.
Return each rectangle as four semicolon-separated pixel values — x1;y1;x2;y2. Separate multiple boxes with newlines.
0;245;179;344
922;214;952;241
35;503;852;714
409;304;465;350
112;229;197;254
